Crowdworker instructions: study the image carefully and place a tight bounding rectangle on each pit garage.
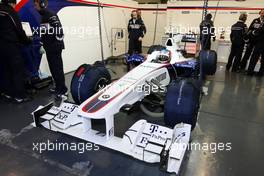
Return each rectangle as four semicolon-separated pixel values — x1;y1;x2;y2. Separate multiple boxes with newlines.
0;0;264;176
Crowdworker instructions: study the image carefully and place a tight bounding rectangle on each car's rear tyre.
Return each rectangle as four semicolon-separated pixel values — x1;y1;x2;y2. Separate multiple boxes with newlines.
164;79;201;130
71;62;111;105
199;50;217;76
147;45;166;54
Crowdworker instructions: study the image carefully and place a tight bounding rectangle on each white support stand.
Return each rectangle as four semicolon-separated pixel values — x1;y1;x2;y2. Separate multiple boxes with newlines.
105;115;114;140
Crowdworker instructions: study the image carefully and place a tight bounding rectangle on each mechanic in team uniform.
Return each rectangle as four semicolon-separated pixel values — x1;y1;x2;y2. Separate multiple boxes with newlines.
34;0;68;97
128;10;146;55
240;10;264;72
200;13;215;50
246;9;264;76
137;10;147;36
137;10;146;52
0;0;32;103
226;13;248;72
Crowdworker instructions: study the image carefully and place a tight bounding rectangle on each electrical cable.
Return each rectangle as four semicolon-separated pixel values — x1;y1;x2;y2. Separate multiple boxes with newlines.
101;7;111;48
213;0;221;22
122;9;129;27
200;0;209;50
153;3;159;45
202;0;209;21
201;0;222;50
97;0;104;62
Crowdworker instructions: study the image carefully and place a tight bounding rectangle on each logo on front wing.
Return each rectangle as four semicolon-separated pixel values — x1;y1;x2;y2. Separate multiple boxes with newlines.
102;94;110;99
149;124;159;133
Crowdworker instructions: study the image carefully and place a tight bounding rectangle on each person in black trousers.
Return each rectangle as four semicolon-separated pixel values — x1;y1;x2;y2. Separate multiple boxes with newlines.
200;13;215;50
239;43;254;72
0;0;32;103
34;0;68;97
128;10;146;55
137;10;147;37
246;9;264;76
226;13;248;72
240;10;264;72
137;10;146;53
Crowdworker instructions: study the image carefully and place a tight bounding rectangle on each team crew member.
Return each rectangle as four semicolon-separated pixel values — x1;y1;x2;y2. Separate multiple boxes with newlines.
240;10;264;71
246;9;264;76
34;0;68;97
137;10;147;36
128;10;146;55
137;10;146;52
0;0;32;103
200;13;215;50
226;13;248;72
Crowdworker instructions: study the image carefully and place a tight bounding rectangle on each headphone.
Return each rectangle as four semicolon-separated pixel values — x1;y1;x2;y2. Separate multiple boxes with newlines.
39;0;46;9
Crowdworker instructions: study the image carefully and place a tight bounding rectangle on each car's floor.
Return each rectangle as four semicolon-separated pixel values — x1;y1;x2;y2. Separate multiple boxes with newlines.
0;61;264;176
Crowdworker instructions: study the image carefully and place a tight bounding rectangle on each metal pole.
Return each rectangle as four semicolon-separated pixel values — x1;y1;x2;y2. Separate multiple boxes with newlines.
152;3;159;45
97;0;104;62
202;0;209;21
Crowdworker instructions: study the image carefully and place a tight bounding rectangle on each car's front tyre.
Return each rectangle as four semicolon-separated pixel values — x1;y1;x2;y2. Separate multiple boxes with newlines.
164;79;201;130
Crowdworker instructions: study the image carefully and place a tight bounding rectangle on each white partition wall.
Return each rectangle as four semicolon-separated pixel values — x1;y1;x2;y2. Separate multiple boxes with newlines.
139;4;167;47
58;6;100;73
166;0;263;63
40;0;137;73
167;0;263;40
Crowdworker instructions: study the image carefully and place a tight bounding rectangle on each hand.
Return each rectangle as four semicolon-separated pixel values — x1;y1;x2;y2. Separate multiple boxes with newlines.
247;30;252;35
212;36;216;42
39;46;45;55
138;37;143;41
26;36;33;45
28;36;33;42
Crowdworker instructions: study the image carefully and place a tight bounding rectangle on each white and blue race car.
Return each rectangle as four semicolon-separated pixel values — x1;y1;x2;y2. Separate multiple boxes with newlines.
32;35;217;174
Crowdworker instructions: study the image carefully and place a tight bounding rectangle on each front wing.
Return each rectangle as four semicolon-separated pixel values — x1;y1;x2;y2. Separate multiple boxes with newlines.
32;102;191;174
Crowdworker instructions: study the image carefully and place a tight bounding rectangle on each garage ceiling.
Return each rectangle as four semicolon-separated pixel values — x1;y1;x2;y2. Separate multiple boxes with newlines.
136;0;246;4
136;0;166;4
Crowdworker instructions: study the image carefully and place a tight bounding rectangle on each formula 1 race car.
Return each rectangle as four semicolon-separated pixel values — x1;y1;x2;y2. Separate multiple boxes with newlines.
32;35;217;174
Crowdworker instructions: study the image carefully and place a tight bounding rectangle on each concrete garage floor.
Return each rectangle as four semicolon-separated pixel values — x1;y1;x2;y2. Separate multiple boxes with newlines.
0;61;264;176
